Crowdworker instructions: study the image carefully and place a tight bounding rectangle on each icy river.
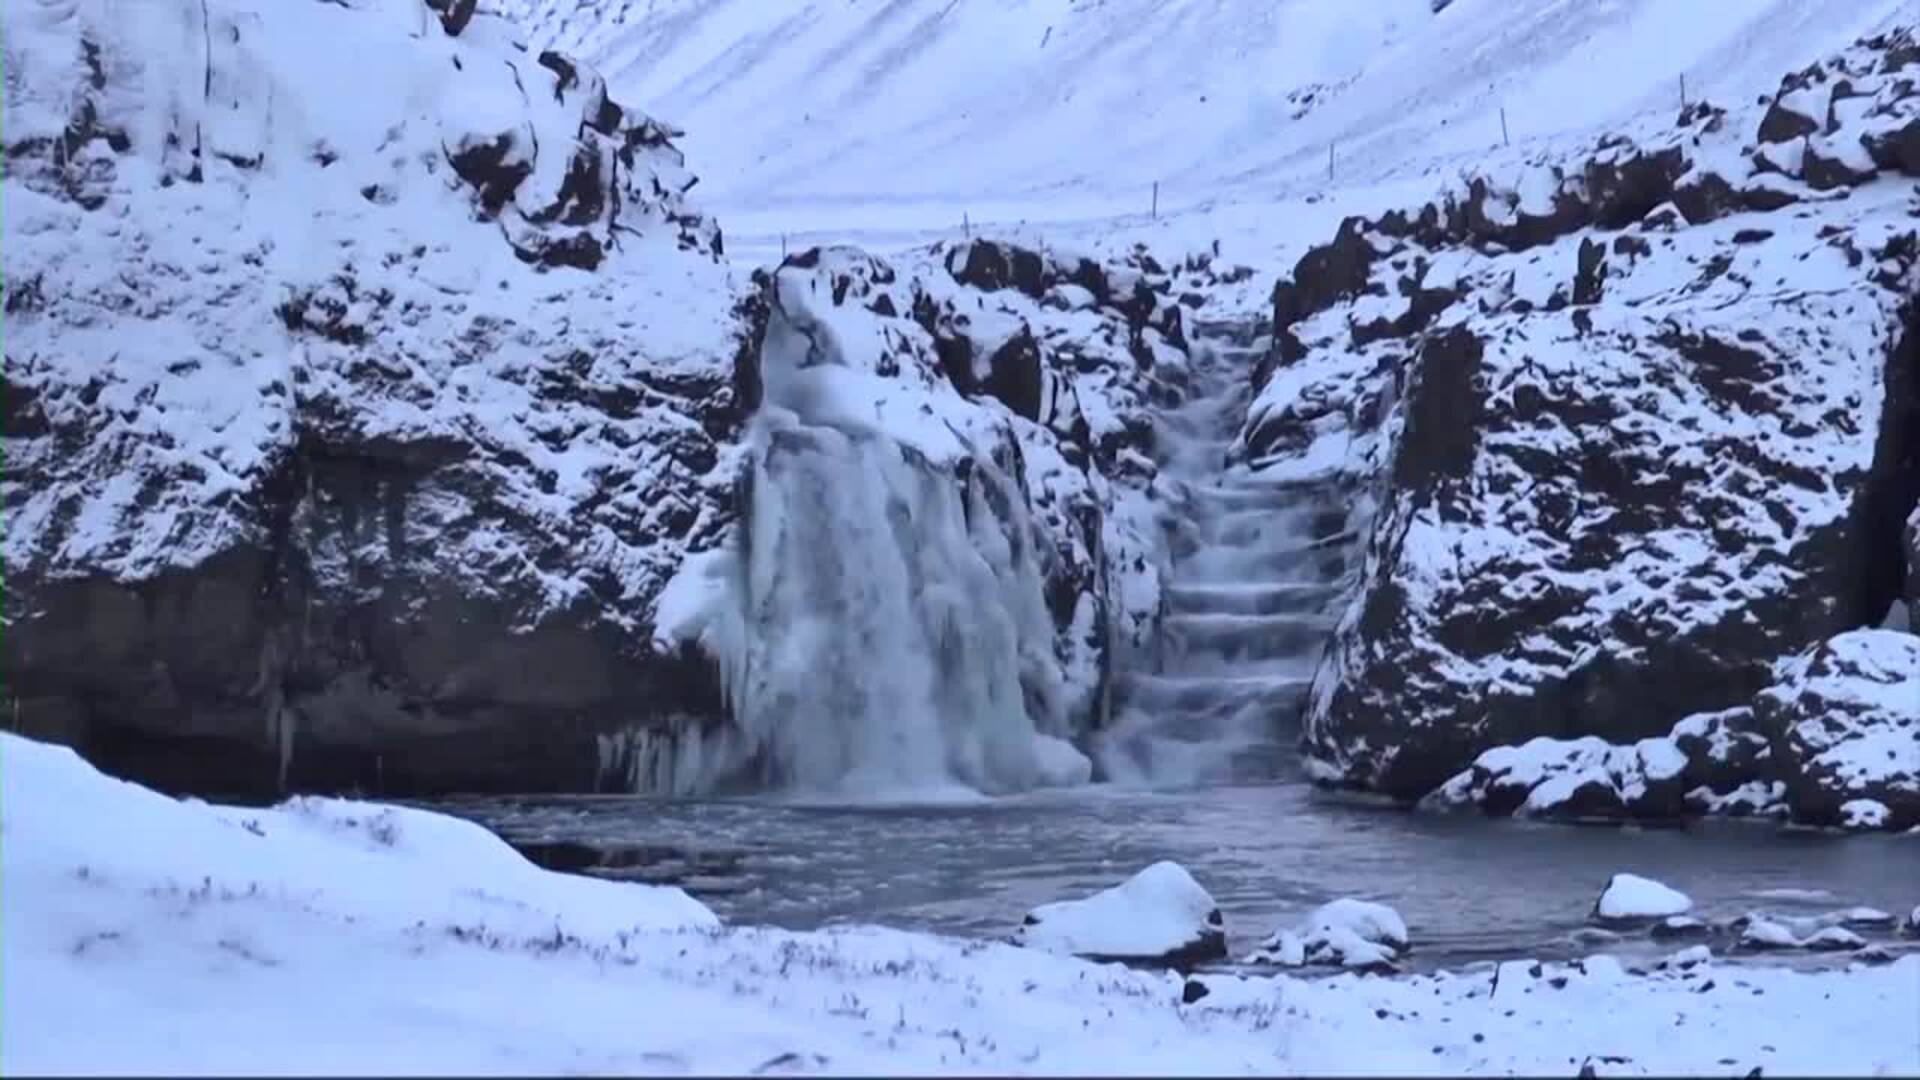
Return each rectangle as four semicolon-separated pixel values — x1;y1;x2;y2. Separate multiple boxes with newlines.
428;778;1920;974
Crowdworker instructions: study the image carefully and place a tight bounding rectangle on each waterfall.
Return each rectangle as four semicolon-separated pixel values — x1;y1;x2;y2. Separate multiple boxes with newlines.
616;267;1092;798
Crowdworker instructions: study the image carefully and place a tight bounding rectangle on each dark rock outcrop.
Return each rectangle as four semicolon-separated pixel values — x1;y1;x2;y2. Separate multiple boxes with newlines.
1262;29;1920;803
1429;630;1918;831
1755;629;1920;829
1;1;740;797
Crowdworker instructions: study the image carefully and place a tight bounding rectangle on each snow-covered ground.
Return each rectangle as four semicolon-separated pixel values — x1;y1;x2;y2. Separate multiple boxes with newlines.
506;0;1920;256
7;731;1919;1076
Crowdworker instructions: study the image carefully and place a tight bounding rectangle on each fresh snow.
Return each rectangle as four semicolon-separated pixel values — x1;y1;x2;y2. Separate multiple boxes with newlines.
1014;860;1225;963
1593;874;1694;921
503;0;1920;236
10;732;1920;1076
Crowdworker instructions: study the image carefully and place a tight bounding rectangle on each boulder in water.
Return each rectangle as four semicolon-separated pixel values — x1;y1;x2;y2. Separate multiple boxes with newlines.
1799;925;1868;952
1832;906;1897;930
1649;915;1711;941
1245;897;1409;972
1657;944;1714;972
1015;861;1226;964
1732;914;1801;951
1593;873;1693;923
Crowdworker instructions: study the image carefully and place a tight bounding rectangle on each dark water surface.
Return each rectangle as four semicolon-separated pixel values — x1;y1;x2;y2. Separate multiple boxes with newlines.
426;781;1920;972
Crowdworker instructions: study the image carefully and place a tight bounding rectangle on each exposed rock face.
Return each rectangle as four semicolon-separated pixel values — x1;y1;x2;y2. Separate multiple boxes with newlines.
1;4;1194;798
1260;29;1920;802
1431;629;1919;830
2;0;746;796
1756;629;1920;829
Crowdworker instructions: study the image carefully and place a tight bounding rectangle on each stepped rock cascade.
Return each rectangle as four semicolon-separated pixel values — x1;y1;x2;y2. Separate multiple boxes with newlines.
1095;319;1367;785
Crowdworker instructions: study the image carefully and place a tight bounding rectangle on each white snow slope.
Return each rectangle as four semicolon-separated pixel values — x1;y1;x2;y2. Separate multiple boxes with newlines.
7;730;1920;1076
505;0;1920;235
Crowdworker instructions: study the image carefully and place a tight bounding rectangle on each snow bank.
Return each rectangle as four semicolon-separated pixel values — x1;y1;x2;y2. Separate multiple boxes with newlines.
1593;874;1693;922
1014;861;1226;964
6;732;1920;1075
1;734;718;944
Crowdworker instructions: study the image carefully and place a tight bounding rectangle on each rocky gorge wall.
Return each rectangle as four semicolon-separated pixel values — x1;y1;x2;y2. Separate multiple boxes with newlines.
0;0;1207;798
1245;28;1920;827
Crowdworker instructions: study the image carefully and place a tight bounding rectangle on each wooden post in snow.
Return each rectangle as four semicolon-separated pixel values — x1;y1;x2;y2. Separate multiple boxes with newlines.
1500;107;1510;147
1327;142;1334;182
1151;181;1159;220
963;212;971;239
1679;72;1688;109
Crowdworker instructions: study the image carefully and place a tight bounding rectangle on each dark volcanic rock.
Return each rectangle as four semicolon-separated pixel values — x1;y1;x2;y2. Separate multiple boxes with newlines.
1273;32;1920;801
0;1;742;797
1754;629;1920;830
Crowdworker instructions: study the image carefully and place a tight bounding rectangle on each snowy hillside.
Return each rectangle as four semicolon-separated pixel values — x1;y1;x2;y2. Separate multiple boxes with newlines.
505;0;1920;227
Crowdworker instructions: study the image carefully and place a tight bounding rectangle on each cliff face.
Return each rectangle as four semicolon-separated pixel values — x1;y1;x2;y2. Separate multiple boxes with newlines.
1247;29;1920;807
1;0;748;795
1;0;1198;798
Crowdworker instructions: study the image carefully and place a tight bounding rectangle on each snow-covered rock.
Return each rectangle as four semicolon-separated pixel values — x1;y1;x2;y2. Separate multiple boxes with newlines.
1426;734;1687;820
1657;944;1715;972
1245;898;1409;972
2;0;744;795
1014;861;1227;965
1593;874;1693;923
1735;915;1803;951
1282;28;1920;802
0;0;1195;799
1800;926;1869;952
1835;906;1898;930
1755;629;1920;830
1649;915;1711;941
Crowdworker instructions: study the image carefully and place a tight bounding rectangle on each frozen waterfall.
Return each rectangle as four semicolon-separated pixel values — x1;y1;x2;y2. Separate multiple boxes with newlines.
605;265;1091;798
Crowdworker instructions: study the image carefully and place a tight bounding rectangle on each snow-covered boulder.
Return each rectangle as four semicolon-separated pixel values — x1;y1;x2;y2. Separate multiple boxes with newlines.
1015;861;1227;965
1592;874;1692;923
1426;734;1687;820
1657;944;1715;972
1285;29;1920;802
1754;630;1920;830
1723;910;1880;953
1245;898;1409;972
1648;915;1710;941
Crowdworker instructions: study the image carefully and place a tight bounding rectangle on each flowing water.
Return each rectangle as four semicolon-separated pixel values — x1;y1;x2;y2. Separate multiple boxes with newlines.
430;315;1918;974
428;784;1920;972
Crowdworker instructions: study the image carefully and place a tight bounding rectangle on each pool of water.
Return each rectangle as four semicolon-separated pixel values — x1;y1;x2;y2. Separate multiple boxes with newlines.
425;780;1920;972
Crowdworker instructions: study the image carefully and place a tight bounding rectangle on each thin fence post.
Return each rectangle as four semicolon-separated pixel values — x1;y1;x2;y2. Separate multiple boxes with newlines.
1679;72;1688;109
1327;142;1334;181
780;233;787;259
963;212;970;239
1500;107;1510;147
1151;181;1159;220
